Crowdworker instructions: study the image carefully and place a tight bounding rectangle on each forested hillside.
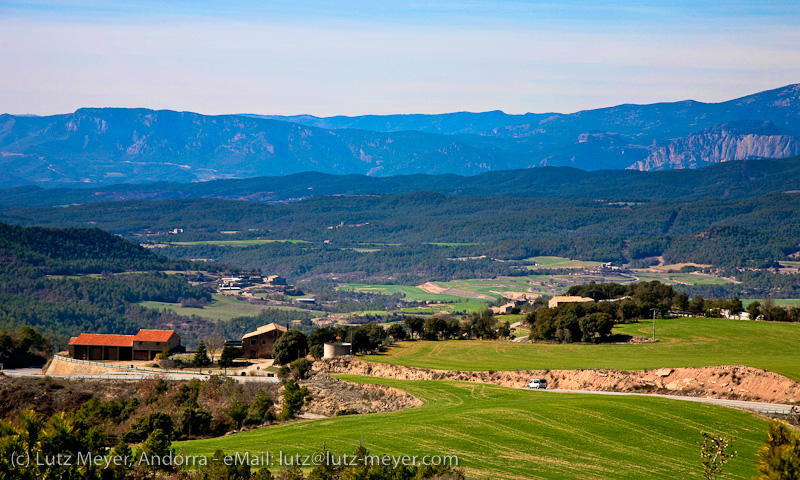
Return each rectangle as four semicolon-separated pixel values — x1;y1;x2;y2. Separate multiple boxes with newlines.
0;223;225;347
3;155;800;207
3;191;800;296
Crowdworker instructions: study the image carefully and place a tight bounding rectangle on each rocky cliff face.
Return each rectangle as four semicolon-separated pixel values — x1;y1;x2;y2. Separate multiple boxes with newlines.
628;121;800;171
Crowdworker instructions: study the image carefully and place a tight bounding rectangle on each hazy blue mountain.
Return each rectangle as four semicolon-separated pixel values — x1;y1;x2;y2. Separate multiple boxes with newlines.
0;108;509;187
245;111;555;135
1;84;799;188
2;155;799;207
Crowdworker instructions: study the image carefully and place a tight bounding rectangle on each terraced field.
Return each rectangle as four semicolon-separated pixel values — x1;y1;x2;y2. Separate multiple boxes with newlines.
364;317;800;381
179;376;767;479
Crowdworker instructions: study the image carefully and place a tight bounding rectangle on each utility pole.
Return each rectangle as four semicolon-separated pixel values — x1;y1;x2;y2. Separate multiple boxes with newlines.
650;308;660;341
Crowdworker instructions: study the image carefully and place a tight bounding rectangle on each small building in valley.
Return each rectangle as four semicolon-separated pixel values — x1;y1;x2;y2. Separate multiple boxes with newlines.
548;296;595;309
490;300;526;315
68;329;181;361
264;275;287;286
242;323;288;359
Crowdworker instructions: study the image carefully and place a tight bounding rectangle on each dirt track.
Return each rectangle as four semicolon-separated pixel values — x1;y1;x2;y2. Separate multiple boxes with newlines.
315;357;800;405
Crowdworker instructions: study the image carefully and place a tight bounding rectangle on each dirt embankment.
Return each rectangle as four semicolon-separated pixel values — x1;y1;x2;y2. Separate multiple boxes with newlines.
300;376;421;417
43;357;124;376
316;357;800;405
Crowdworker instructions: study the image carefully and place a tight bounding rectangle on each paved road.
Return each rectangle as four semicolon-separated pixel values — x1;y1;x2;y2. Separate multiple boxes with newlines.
535;388;796;415
2;370;279;383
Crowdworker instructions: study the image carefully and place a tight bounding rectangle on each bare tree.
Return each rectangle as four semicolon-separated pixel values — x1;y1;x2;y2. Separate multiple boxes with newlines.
203;332;225;363
698;433;736;480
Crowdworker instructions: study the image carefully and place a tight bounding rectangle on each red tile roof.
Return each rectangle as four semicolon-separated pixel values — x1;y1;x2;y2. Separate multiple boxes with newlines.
69;334;134;347
68;329;177;346
134;330;177;342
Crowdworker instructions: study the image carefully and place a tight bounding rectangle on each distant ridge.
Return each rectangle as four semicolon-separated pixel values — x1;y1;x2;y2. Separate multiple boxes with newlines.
1;84;799;188
2;155;800;207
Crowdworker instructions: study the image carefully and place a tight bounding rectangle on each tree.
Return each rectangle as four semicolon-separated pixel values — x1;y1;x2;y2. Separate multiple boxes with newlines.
248;389;274;425
619;300;639;322
497;321;511;339
348;328;371;354
273;330;308;365
253;467;276;480
747;301;762;321
124;411;174;443
278;379;309;420
467;311;498;340
204;332;225;363
176;405;212;439
193;341;211;368
423;317;448;340
139;428;173;472
218;346;237;374
307;326;338;349
109;440;134;479
309;344;324;360
674;292;690;312
228;400;249;430
207;449;252;480
404;316;424;339
289;358;313;380
579;313;615;343
728;296;744;317
697;433;736;480
387;323;407;341
690;296;707;316
754;421;800;479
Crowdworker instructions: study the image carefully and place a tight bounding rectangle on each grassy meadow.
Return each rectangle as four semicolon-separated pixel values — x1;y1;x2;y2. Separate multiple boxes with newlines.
524;256;604;270
365;317;800;381
179;376;767;480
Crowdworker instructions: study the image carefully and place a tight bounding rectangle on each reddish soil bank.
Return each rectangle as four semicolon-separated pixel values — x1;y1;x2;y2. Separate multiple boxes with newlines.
315;357;800;405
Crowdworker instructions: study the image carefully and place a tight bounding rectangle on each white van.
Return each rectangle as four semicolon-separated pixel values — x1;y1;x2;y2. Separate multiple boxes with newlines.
528;378;547;390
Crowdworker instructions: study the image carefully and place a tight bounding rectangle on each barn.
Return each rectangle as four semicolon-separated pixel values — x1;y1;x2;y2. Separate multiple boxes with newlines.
68;329;181;361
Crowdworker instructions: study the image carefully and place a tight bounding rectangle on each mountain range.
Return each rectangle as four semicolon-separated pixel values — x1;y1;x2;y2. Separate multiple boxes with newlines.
2;84;800;188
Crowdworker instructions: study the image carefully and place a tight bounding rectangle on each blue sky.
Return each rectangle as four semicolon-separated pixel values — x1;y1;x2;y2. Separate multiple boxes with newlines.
1;1;799;116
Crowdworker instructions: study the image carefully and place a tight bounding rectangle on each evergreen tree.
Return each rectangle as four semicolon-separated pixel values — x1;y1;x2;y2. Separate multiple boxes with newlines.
193;341;211;368
218;346;237;374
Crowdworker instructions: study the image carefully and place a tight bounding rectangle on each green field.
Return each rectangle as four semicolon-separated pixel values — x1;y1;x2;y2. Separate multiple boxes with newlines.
424;242;482;246
179;376;766;479
168;239;308;246
743;298;800;307
524;256;604;270
140;294;310;321
338;283;476;303
365;317;800;381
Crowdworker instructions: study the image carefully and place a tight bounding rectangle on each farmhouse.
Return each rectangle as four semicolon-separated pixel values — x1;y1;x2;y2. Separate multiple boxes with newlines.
548;296;595;308
68;329;181;361
242;323;288;359
490;300;526;314
264;275;287;286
